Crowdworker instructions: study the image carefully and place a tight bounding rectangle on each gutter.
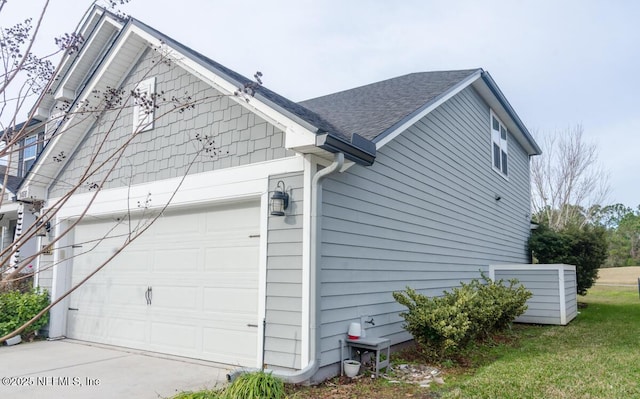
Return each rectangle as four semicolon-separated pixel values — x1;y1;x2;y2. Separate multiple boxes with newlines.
316;133;375;166
228;152;345;384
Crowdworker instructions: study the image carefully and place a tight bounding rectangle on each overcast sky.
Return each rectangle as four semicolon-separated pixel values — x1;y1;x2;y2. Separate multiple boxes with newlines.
3;0;639;207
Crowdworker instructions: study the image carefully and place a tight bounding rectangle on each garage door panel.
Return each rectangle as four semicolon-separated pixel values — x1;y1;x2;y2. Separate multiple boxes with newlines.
67;313;107;340
106;284;149;306
204;288;257;314
67;201;261;367
106;317;148;343
205;206;258;229
151;286;199;309
69;283;108;308
109;249;152;273
152;247;201;272
150;321;198;349
203;328;257;365
205;247;259;271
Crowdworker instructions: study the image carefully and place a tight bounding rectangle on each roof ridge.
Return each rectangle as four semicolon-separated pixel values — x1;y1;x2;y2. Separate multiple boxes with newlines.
299;68;482;104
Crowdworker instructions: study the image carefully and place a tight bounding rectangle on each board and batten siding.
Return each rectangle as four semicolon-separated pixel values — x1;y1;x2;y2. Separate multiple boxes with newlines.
265;172;304;370
49;47;294;198
318;86;533;366
490;264;577;325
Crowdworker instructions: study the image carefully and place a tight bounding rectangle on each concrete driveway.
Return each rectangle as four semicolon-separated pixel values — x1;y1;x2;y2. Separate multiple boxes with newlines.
0;339;230;398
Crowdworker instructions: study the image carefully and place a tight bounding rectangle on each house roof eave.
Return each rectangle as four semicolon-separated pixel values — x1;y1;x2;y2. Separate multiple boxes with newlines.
479;71;542;156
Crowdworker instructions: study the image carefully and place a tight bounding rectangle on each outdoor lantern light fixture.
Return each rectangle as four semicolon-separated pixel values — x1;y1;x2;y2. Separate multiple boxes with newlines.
270;180;289;216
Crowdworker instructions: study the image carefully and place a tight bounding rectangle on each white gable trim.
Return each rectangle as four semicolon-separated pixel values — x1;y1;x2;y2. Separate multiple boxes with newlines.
23;28;150;194
53;15;124;101
375;70;483;149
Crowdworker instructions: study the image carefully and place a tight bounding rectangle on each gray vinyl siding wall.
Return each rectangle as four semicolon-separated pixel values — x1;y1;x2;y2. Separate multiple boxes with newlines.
494;268;561;324
318;86;532;366
49;47;294;197
265;172;304;370
492;265;578;325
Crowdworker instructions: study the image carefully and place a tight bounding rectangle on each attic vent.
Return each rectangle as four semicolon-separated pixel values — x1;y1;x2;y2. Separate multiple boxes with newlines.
132;77;156;133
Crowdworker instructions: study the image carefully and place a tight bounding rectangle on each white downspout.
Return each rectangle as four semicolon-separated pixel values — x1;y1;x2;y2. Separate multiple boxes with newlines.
227;152;344;384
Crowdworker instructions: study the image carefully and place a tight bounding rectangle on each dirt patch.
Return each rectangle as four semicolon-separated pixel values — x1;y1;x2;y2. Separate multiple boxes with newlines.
287;374;441;399
597;266;640;285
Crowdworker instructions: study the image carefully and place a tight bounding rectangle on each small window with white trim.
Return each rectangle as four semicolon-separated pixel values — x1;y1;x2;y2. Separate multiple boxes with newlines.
490;111;508;177
132;77;156;133
23;135;37;173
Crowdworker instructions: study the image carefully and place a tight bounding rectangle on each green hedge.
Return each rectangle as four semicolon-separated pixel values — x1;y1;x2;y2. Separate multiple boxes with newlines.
393;275;531;358
0;288;50;340
529;224;608;295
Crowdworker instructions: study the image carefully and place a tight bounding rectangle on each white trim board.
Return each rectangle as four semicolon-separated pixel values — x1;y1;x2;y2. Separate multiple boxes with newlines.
50;156;304;219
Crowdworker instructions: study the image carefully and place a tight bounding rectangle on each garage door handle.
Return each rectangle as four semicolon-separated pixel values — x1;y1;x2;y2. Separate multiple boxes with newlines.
68;308;79;311
247;324;258;328
145;286;152;305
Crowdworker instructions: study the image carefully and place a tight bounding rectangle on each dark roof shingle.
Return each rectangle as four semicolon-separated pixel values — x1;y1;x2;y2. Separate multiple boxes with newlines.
299;69;481;142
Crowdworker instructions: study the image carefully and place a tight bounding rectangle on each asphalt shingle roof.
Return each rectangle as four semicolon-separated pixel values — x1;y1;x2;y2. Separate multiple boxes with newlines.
299;69;481;142
0;166;23;194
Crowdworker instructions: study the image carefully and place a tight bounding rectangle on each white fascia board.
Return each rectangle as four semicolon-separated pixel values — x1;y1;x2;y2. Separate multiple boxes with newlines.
52;156;304;219
26;28;148;193
375;70;483;149
53;16;124;101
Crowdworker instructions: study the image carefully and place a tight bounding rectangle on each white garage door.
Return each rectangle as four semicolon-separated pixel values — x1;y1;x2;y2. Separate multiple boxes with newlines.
66;201;261;367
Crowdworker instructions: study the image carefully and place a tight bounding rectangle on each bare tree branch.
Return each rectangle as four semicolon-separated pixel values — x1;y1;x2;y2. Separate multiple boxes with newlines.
531;124;610;230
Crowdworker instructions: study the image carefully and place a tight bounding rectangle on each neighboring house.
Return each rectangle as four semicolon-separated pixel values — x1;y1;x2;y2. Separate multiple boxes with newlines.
0;118;46;277
23;6;540;382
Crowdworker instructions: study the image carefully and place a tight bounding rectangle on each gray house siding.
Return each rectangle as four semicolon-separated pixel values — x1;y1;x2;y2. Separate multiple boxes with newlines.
491;265;577;325
318;86;532;366
494;269;561;324
265;172;304;370
49;47;294;198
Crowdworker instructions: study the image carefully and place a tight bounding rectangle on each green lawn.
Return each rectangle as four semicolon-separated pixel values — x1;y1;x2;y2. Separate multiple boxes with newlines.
436;286;640;399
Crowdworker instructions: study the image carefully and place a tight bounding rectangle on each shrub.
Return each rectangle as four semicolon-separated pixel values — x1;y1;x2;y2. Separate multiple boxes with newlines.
172;390;222;399
393;287;471;357
222;371;285;399
529;224;608;295
393;276;531;358
0;288;50;340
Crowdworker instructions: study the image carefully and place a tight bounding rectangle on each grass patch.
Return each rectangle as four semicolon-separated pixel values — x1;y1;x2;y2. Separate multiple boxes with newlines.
596;266;640;285
288;286;640;398
435;286;640;398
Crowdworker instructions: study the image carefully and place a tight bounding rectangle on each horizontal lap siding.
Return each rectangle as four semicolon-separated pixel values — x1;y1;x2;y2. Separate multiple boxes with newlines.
319;87;532;366
494;269;562;324
265;173;304;370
